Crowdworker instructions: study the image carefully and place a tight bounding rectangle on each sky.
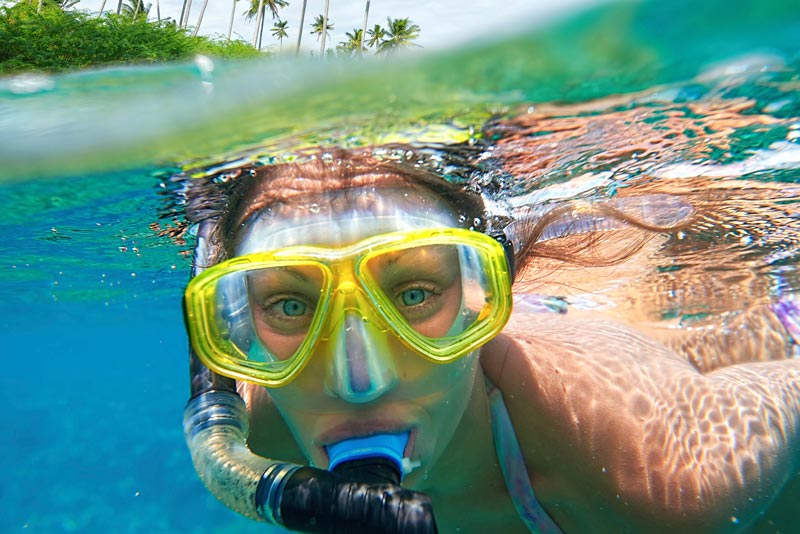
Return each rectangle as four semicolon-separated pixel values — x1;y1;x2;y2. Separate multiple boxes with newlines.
75;0;601;53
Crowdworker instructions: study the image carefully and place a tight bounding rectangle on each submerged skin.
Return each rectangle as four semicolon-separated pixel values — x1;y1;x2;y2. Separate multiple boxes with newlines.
483;307;800;533
235;184;800;533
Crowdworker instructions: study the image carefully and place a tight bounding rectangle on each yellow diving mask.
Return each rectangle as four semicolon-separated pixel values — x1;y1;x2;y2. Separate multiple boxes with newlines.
184;228;513;388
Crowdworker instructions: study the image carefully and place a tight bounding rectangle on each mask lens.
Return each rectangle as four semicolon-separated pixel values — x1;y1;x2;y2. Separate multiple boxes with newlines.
362;238;505;359
206;262;327;381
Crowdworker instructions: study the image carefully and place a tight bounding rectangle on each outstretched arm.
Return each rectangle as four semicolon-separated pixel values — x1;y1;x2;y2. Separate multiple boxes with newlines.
482;310;800;533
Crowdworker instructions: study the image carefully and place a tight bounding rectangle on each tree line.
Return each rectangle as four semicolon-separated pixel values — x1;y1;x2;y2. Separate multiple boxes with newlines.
0;0;421;74
235;0;420;56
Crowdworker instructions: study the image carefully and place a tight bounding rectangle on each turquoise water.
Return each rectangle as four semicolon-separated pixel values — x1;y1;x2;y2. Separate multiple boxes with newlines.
2;0;800;531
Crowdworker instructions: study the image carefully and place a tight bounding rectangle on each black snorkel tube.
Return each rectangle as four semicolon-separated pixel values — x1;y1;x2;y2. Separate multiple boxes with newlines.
183;387;437;533
183;221;438;533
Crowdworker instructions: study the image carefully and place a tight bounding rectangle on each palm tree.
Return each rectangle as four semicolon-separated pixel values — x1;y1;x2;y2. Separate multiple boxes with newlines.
227;0;237;41
247;0;264;47
359;0;370;55
245;0;288;50
271;19;289;52
191;0;209;36
319;0;330;56
337;28;364;55
181;0;192;28
310;13;334;52
294;0;307;54
120;0;148;19
376;17;420;55
366;23;384;49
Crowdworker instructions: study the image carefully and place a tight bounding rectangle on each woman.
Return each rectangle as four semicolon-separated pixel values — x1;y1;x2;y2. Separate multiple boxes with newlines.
182;149;800;533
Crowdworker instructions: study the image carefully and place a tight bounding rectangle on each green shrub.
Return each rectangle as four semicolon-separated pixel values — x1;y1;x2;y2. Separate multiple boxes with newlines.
0;2;260;74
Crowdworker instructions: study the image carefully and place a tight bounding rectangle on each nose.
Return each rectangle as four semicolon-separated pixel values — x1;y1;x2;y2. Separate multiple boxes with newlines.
324;311;398;403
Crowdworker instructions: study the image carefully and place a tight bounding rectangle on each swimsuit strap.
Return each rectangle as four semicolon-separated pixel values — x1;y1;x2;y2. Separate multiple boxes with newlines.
487;379;563;534
772;297;800;357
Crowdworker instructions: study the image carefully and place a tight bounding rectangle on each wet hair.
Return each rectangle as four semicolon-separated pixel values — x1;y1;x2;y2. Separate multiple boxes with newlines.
186;149;487;266
180;147;699;278
511;195;697;278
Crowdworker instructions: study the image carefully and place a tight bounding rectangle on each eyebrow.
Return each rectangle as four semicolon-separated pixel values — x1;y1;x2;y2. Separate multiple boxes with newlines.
278;266;313;283
377;247;457;278
250;266;316;287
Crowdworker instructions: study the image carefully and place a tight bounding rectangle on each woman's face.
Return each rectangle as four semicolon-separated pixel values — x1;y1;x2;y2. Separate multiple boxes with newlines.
235;185;480;475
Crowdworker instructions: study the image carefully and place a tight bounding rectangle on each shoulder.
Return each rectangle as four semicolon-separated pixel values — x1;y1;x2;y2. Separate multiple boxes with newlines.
481;305;689;388
480;305;800;532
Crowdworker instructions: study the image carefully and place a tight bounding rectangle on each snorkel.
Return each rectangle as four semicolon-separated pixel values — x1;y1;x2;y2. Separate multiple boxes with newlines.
183;219;438;533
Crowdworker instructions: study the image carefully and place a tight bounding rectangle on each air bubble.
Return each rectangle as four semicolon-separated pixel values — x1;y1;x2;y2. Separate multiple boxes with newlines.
309;203;320;214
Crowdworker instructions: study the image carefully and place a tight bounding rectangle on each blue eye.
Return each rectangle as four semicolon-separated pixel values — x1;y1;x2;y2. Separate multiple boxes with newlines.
281;299;307;317
401;288;430;306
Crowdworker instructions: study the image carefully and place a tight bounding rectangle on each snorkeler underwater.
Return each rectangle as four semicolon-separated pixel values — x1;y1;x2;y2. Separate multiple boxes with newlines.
176;130;800;533
2;0;800;533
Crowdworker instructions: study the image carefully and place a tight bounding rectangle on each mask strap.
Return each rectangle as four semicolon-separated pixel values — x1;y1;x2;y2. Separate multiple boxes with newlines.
489;230;516;283
187;218;237;397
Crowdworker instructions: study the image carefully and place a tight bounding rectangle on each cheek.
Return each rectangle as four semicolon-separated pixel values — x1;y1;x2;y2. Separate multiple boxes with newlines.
254;322;307;360
398;347;478;400
412;285;463;338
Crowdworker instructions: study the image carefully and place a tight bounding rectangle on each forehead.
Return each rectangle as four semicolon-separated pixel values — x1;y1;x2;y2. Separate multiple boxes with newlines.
236;186;458;255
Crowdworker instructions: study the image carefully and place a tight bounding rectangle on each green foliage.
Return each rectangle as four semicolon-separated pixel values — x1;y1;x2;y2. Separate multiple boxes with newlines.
310;13;333;41
337;28;364;55
335;18;421;57
365;24;385;48
0;2;260;74
244;0;288;21
376;17;421;54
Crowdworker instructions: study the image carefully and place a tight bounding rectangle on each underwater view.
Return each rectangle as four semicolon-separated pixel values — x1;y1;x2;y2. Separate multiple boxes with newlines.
2;0;800;532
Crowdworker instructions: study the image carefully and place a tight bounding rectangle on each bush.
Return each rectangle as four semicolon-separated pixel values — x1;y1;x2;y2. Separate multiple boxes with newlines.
0;2;261;74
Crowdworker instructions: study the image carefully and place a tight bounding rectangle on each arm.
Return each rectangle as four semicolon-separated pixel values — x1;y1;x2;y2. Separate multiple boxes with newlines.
482;311;800;533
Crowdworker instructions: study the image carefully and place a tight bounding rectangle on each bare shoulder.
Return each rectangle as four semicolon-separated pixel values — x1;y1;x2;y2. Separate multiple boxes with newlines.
480;307;800;532
481;307;691;388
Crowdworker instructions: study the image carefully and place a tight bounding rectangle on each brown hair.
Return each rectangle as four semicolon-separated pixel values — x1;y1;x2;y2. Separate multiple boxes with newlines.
190;149;487;266
512;194;697;278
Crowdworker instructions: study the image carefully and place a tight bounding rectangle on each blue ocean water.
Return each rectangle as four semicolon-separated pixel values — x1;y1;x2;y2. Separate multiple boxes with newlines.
2;0;800;532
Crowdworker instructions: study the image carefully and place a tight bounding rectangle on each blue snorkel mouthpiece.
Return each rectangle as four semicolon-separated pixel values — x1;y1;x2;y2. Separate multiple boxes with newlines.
327;432;409;479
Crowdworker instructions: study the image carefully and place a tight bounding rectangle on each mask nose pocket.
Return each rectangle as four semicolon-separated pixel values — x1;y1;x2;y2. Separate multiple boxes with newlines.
325;310;398;403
